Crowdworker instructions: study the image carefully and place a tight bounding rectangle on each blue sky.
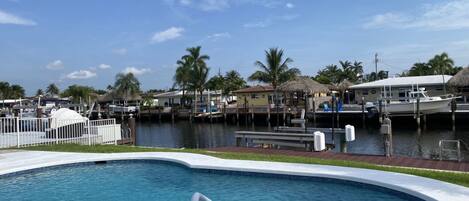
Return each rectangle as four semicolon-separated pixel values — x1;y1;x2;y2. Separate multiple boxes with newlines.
1;0;469;95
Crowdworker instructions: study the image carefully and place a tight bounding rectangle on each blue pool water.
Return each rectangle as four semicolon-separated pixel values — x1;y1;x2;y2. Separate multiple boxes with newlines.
0;161;423;201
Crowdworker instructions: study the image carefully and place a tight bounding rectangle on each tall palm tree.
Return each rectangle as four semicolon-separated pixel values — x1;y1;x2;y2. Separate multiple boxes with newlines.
36;89;44;97
46;83;60;97
182;46;210;112
408;62;431;76
248;48;300;89
114;73;141;106
174;57;193;106
0;82;11;99
249;48;300;126
224;70;246;95
9;85;24;99
429;52;454;94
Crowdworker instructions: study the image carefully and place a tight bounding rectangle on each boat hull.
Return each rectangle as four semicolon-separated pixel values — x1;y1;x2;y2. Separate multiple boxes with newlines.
383;99;452;115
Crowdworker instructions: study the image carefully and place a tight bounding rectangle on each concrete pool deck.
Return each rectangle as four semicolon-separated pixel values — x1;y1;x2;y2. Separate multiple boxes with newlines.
0;151;468;201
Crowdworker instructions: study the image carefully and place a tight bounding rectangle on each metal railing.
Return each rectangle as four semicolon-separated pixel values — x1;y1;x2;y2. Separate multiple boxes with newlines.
0;117;120;148
439;139;461;162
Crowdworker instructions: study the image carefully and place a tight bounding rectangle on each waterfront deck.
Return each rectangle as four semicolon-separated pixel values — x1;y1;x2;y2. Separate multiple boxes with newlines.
208;147;469;172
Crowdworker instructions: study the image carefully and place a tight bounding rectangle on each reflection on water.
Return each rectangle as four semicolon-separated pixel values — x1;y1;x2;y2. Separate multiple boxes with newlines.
135;119;469;160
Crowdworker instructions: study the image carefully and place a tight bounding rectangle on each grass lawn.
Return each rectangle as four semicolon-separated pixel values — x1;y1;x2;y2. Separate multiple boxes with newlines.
20;144;469;187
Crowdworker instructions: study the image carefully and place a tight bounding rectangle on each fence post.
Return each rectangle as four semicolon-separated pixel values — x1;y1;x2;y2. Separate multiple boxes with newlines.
87;119;91;146
113;118;117;145
16;117;20;148
55;118;59;144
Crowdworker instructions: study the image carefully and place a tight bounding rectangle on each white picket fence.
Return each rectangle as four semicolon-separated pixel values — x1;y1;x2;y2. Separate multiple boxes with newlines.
0;117;121;148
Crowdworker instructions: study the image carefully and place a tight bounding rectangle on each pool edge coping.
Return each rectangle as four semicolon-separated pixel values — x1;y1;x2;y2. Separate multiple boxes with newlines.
1;151;468;201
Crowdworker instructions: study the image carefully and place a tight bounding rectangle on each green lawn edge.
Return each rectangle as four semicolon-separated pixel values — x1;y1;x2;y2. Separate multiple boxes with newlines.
18;144;469;188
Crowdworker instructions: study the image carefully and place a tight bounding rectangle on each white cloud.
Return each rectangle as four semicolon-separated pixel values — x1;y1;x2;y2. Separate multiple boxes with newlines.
207;32;231;41
0;10;36;26
150;27;184;43
285;3;294;8
364;0;469;30
66;70;97;79
199;0;230;11
244;14;299;28
98;64;111;69
46;60;64;70
112;48;127;55
122;67;151;75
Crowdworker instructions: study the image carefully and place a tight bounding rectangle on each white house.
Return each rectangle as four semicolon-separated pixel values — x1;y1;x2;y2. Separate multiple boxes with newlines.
350;75;452;102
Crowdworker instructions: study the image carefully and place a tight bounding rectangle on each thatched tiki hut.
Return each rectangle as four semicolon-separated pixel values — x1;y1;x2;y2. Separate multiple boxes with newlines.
448;67;469;102
278;76;330;111
337;79;354;103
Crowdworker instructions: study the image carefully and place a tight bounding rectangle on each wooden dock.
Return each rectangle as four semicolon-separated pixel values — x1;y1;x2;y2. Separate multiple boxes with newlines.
208;147;469;172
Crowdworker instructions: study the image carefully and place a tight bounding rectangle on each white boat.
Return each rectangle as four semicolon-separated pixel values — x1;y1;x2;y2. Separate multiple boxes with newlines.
381;89;453;115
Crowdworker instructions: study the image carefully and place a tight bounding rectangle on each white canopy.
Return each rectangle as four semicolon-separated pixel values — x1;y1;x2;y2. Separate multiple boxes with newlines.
50;108;87;129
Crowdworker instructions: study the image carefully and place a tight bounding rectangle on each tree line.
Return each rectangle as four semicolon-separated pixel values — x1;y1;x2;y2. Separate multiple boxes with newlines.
1;49;466;103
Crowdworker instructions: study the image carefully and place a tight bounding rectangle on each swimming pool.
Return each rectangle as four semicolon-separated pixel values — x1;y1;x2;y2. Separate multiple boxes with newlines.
0;160;423;201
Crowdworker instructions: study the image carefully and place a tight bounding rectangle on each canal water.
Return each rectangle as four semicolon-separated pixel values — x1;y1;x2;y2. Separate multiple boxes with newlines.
135;118;469;161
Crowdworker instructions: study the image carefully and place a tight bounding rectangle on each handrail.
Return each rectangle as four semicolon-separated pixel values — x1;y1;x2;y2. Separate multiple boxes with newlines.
439;139;461;162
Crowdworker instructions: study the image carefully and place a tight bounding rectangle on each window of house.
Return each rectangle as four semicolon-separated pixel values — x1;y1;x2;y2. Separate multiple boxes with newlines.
362;90;369;95
251;94;257;99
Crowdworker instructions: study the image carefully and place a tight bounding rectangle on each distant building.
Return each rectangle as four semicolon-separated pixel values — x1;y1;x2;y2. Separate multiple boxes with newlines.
350;75;452;102
154;90;223;107
233;85;279;107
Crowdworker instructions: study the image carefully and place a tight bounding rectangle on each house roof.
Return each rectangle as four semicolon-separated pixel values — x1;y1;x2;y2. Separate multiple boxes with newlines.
153;90;222;98
233;85;274;93
350;75;453;89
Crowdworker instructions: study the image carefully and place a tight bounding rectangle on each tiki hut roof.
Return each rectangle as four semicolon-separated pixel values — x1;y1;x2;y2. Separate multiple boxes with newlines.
448;67;469;87
337;79;354;91
232;85;274;93
278;76;329;93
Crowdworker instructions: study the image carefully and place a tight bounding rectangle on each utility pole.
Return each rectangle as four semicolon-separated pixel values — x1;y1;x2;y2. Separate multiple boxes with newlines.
374;53;378;81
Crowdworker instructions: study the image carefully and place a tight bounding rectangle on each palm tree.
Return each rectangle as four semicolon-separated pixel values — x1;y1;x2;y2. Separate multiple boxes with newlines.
428;52;454;94
46;83;60;97
61;85;95;103
174;57;193;107
114;73;141;106
224;70;246;95
181;46;210;112
36;89;44;97
408;62;431;76
0;82;11;99
9;85;24;99
249;48;300;126
248;48;300;89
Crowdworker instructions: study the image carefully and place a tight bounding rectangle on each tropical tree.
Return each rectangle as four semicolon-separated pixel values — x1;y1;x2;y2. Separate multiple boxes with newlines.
61;85;95;103
248;48;300;89
428;52;454;94
365;70;388;81
181;46;210;111
205;74;225;91
9;84;24;99
428;52;454;75
223;70;246;95
314;64;342;84
408;62;432;76
36;89;44;97
46;83;60;97
0;82;11;99
114;73;141;105
174;57;193;106
106;85;114;91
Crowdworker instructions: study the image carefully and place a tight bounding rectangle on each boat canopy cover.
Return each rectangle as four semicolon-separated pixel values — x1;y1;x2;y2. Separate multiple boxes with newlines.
50;108;87;128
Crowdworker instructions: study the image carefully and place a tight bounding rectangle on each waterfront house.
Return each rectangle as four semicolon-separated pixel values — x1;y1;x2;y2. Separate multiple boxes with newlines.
233;85;278;107
154;90;223;107
350;75;453;102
